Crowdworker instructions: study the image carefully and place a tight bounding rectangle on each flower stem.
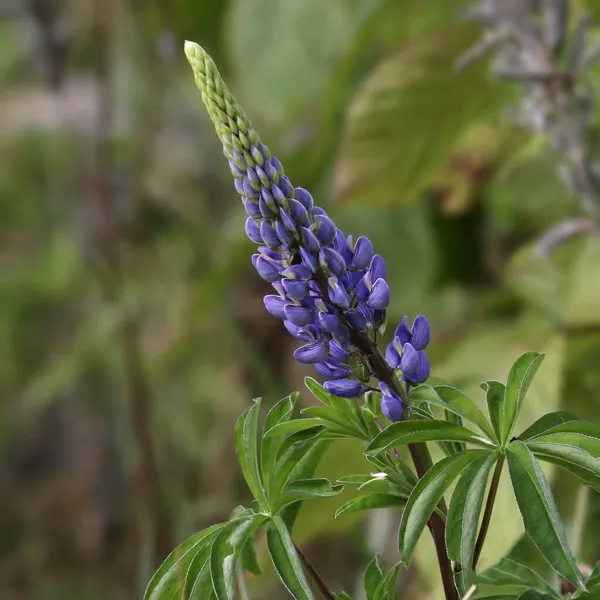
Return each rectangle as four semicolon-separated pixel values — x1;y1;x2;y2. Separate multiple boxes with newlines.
294;542;336;600
473;454;505;569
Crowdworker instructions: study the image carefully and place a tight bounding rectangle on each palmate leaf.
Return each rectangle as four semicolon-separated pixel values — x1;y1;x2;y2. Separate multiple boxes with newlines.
445;453;499;587
366;419;495;456
266;517;315;600
410;383;499;444
261;393;299;489
364;554;384;600
399;450;492;565
144;524;224;600
334;23;508;207
235;399;269;511
272;478;344;514
501;352;545;444
279;437;332;532
481;381;505;444
335;493;409;519
210;515;268;600
505;441;584;590
476;557;558;597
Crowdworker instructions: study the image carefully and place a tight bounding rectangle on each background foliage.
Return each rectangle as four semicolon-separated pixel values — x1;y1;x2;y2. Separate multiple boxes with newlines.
1;0;599;598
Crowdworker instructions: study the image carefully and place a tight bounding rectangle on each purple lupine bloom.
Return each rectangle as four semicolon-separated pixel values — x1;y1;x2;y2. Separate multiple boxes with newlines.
185;41;425;401
385;315;431;385
379;382;404;422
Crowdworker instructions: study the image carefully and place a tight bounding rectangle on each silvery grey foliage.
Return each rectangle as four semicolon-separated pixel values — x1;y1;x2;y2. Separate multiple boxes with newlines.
460;0;600;254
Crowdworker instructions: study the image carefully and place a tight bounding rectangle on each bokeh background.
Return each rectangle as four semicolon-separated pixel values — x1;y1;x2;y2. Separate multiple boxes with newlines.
1;1;600;598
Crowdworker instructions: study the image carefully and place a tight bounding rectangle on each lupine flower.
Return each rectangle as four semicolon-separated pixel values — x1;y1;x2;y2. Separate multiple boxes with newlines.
184;41;408;399
379;382;404;422
385;315;431;385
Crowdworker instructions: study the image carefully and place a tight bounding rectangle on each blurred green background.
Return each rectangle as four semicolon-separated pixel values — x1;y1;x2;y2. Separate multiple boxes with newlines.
1;1;599;598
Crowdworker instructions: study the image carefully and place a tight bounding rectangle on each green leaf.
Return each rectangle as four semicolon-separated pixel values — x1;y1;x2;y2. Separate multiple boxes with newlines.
481;381;505;444
446;453;498;587
279;437;332;532
335;493;409;519
411;384;499;443
477;557;559;597
373;562;402;600
516;591;557;600
502;352;545;444
399;450;490;564
300;406;365;439
144;524;223;600
264;418;324;439
266;517;315;600
505;441;583;589
528;442;600;492
269;427;326;505
239;533;262;576
186;538;219;599
272;478;344;513
235;399;268;511
210;516;268;600
528;433;600;456
518;411;585;441
262;393;299;489
366;420;495;455
364;554;384;600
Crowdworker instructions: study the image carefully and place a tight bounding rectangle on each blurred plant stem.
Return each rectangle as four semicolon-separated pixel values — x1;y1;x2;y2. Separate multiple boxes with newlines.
88;0;170;583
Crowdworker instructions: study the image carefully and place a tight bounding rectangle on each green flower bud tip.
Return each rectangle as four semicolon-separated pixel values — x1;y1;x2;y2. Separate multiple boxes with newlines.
184;40;253;141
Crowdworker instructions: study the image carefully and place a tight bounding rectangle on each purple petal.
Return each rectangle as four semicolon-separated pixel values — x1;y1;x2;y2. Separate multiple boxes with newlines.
314;358;353;380
279;176;294;198
411;315;431;351
247;168;261;189
279;208;297;232
369;254;386;281
324;379;368;398
234;177;245;196
229;159;245;178
329;278;351;310
284;304;313;327
385;342;401;369
294;341;328;363
282;279;308;301
351;237;374;271
260;221;281;249
275;220;294;245
259;194;276;219
301;227;321;253
394;316;411;346
312;207;327;217
318;311;341;333
282;264;312;281
261;188;278;212
243;175;259;198
243;197;262;218
345;309;367;332
366;278;390;310
284;320;312;341
264;295;289;319
271;183;285;205
294;187;314;212
320;247;347;277
329;339;349;361
288;198;309;226
380;393;403;422
412;351;430;384
300;247;318;273
400;343;419;380
245;218;263;244
355;272;371;303
255;255;282;282
314;215;337;245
